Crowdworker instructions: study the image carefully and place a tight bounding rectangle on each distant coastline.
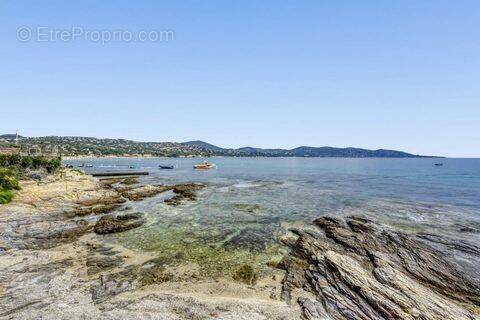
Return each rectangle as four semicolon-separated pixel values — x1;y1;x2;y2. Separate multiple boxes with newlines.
1;135;441;158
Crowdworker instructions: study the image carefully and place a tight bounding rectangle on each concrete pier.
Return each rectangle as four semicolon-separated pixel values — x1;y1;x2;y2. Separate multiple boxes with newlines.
90;171;149;177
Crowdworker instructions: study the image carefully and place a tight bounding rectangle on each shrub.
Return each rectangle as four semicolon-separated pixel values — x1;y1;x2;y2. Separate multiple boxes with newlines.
0;154;61;173
0;168;19;204
45;157;61;173
0;155;61;204
0;189;14;204
0;168;20;190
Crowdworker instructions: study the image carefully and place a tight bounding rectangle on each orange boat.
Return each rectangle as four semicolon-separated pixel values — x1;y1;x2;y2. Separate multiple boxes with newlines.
194;161;216;169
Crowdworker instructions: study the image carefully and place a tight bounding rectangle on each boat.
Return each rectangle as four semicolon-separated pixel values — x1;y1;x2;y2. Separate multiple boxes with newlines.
85;164;93;168
159;165;174;169
434;163;443;166
194;161;216;170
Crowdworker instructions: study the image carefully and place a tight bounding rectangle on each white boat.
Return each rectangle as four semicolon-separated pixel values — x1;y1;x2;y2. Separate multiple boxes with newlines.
194;161;216;169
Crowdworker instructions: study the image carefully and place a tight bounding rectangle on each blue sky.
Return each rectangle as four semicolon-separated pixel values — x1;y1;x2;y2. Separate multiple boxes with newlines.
1;1;479;157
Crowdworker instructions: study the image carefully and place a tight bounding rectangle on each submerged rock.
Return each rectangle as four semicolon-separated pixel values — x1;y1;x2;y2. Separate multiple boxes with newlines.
164;183;205;206
232;264;257;285
93;213;145;235
234;203;262;211
223;228;270;252
121;184;170;201
89;256;174;302
278;216;480;320
121;177;139;185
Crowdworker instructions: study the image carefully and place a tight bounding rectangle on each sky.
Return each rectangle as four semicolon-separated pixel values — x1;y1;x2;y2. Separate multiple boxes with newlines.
1;1;479;157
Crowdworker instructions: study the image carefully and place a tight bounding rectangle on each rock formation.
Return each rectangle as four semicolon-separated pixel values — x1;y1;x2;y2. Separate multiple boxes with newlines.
163;183;205;206
93;213;146;235
0;170;296;319
0;170;206;250
120;184;170;201
278;216;480;319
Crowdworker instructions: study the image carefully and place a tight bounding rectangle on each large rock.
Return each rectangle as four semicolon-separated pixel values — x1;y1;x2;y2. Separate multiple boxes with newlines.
164;183;205;206
278;216;480;320
93;213;145;235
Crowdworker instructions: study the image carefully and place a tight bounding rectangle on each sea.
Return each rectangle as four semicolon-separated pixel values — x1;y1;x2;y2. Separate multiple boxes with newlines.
64;157;480;277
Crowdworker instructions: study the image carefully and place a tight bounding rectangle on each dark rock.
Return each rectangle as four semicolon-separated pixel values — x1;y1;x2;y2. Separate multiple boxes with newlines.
455;222;480;234
164;183;204;206
91;203;123;214
121;177;139;185
93;213;145;235
121;184;170;201
223;228;269;252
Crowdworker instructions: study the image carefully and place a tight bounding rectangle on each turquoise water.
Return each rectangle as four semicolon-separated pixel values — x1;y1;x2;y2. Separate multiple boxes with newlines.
65;157;480;276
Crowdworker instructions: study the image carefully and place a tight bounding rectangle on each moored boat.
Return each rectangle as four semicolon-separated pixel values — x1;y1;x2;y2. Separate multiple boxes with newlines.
194;161;215;169
159;165;175;169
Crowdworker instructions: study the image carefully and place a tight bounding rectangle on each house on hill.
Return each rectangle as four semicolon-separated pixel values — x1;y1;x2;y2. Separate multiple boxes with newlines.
0;147;21;155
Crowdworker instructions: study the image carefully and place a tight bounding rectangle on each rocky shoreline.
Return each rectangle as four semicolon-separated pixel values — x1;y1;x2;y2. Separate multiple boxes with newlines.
0;170;295;319
278;216;480;319
1;170;479;319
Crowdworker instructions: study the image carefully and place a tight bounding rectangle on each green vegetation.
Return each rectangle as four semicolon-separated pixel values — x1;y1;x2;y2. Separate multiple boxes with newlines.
0;154;62;204
0;154;61;174
233;264;257;285
0;135;432;157
0;189;14;204
0;168;20;204
0;136;212;157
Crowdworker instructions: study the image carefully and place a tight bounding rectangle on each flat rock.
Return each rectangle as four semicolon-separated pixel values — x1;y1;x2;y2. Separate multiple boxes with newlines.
121;185;170;201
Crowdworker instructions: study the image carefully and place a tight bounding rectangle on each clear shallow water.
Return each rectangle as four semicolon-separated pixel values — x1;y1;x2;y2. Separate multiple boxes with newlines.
65;157;480;276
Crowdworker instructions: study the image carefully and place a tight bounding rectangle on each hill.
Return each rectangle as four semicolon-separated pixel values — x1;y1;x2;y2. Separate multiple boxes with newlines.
0;134;22;139
181;141;432;158
0;135;437;157
181;141;226;152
